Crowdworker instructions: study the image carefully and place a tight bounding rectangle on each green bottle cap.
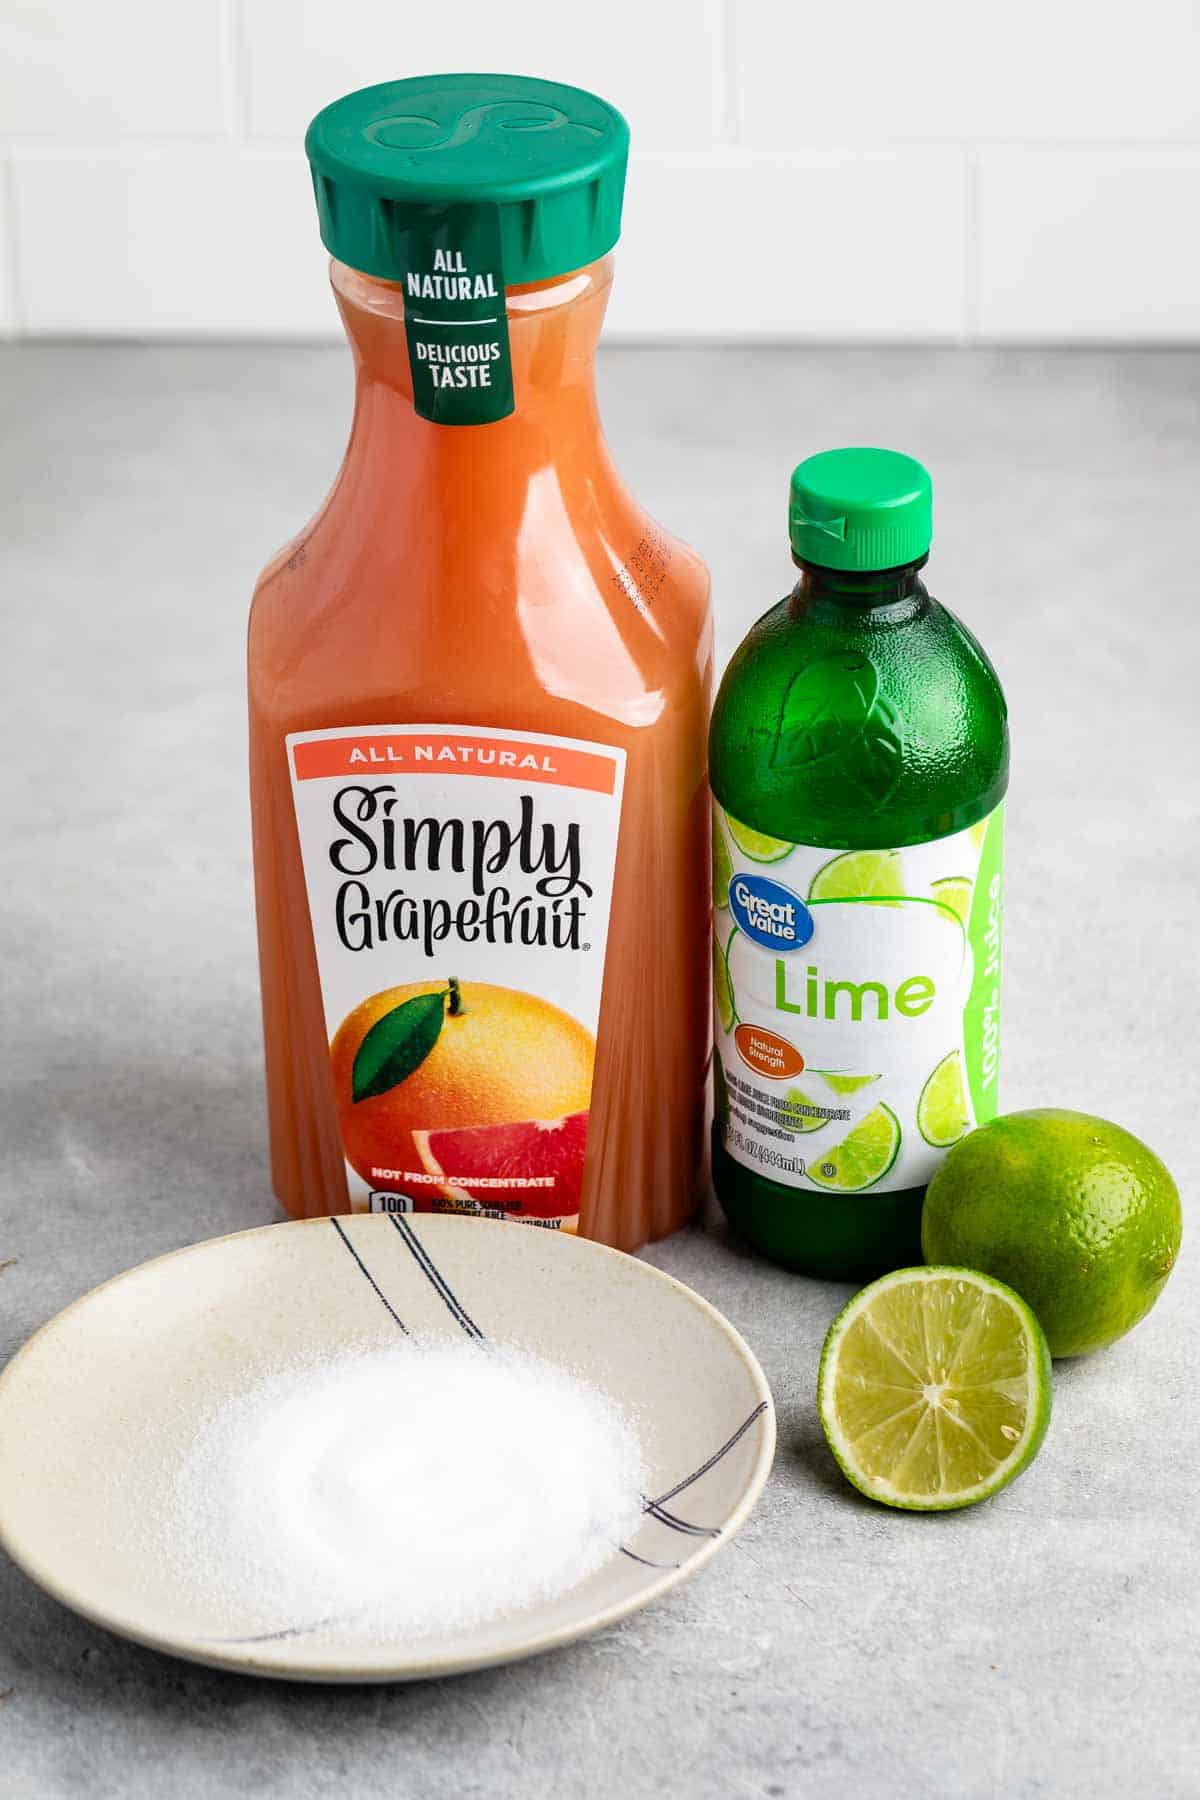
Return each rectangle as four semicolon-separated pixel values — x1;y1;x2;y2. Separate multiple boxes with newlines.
788;448;933;572
305;74;629;427
306;73;628;287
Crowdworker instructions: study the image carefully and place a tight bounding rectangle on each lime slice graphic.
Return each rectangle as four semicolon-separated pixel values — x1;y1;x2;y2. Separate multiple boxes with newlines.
817;1266;1052;1511
818;1071;881;1097
917;1050;970;1148
968;817;989;851
725;814;792;864
712;822;734;911
931;875;972;925
807;1104;901;1191
713;930;736;1033
780;1088;831;1135
808;848;902;902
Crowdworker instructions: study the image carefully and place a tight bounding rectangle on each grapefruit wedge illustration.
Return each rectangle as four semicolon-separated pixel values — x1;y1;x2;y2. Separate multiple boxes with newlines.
413;1110;590;1222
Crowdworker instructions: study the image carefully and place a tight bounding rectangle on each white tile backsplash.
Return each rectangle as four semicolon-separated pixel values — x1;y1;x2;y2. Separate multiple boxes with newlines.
1;0;1197;340
612;150;967;339
735;0;1200;146
977;152;1200;340
240;0;723;145
0;1;228;138
12;148;332;336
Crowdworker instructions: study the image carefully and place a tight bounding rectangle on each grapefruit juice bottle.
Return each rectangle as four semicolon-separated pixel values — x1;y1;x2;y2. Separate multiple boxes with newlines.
249;77;712;1251
709;450;1008;1278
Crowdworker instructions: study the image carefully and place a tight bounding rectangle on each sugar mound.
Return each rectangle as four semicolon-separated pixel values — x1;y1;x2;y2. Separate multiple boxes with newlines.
167;1339;646;1642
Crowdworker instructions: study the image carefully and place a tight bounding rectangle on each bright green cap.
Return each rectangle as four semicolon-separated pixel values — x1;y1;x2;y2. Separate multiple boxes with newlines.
788;448;933;571
305;73;629;285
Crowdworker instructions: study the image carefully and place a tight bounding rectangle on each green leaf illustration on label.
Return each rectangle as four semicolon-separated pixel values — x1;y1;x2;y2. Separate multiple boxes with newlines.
351;989;448;1103
771;652;902;807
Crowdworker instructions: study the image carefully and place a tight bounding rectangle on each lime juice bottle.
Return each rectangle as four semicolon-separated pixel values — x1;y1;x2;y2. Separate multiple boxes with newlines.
709;449;1008;1278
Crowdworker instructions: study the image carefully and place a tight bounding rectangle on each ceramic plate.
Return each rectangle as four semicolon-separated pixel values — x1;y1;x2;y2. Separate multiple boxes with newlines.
0;1214;774;1682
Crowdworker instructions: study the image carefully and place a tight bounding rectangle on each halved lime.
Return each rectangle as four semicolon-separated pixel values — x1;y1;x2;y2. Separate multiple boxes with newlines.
725;814;793;864
807;1104;900;1191
713;930;736;1033
818;1070;881;1097
817;1266;1052;1511
712;822;734;911
931;875;972;925
780;1088;831;1135
917;1050;970;1148
809;848;902;902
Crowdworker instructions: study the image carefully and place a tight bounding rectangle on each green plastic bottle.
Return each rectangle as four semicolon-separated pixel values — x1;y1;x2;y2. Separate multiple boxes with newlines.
709;448;1008;1279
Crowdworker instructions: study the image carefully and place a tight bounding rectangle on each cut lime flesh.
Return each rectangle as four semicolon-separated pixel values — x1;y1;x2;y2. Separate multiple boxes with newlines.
807;1103;900;1192
713;930;736;1033
917;1050;970;1148
725;814;792;864
818;1266;1052;1511
931;875;972;924
809;848;903;902
818;1071;881;1096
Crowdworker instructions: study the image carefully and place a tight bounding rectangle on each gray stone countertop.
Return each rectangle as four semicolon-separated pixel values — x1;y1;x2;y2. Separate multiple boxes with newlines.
1;343;1197;1799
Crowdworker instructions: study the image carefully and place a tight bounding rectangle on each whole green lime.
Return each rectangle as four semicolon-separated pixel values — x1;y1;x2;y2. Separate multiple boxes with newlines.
922;1109;1181;1358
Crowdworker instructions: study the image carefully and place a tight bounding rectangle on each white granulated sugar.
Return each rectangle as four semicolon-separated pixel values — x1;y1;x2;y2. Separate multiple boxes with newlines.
167;1339;646;1642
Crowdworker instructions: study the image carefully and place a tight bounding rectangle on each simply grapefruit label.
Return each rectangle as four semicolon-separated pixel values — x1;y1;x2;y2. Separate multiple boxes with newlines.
713;803;1003;1195
287;724;626;1226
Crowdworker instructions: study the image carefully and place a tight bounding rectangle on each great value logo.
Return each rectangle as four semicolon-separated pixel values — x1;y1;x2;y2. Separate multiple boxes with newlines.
729;873;814;953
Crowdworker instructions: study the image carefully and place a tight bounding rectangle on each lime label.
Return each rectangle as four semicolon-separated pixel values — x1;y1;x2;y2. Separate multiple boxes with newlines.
712;803;1003;1194
400;207;514;426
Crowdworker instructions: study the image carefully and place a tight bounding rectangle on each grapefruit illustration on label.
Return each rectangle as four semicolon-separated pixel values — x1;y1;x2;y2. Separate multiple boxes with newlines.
289;724;625;1227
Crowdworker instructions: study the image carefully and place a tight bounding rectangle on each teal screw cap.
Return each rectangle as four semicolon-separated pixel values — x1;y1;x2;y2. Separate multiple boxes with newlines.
305;73;629;286
789;448;933;572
